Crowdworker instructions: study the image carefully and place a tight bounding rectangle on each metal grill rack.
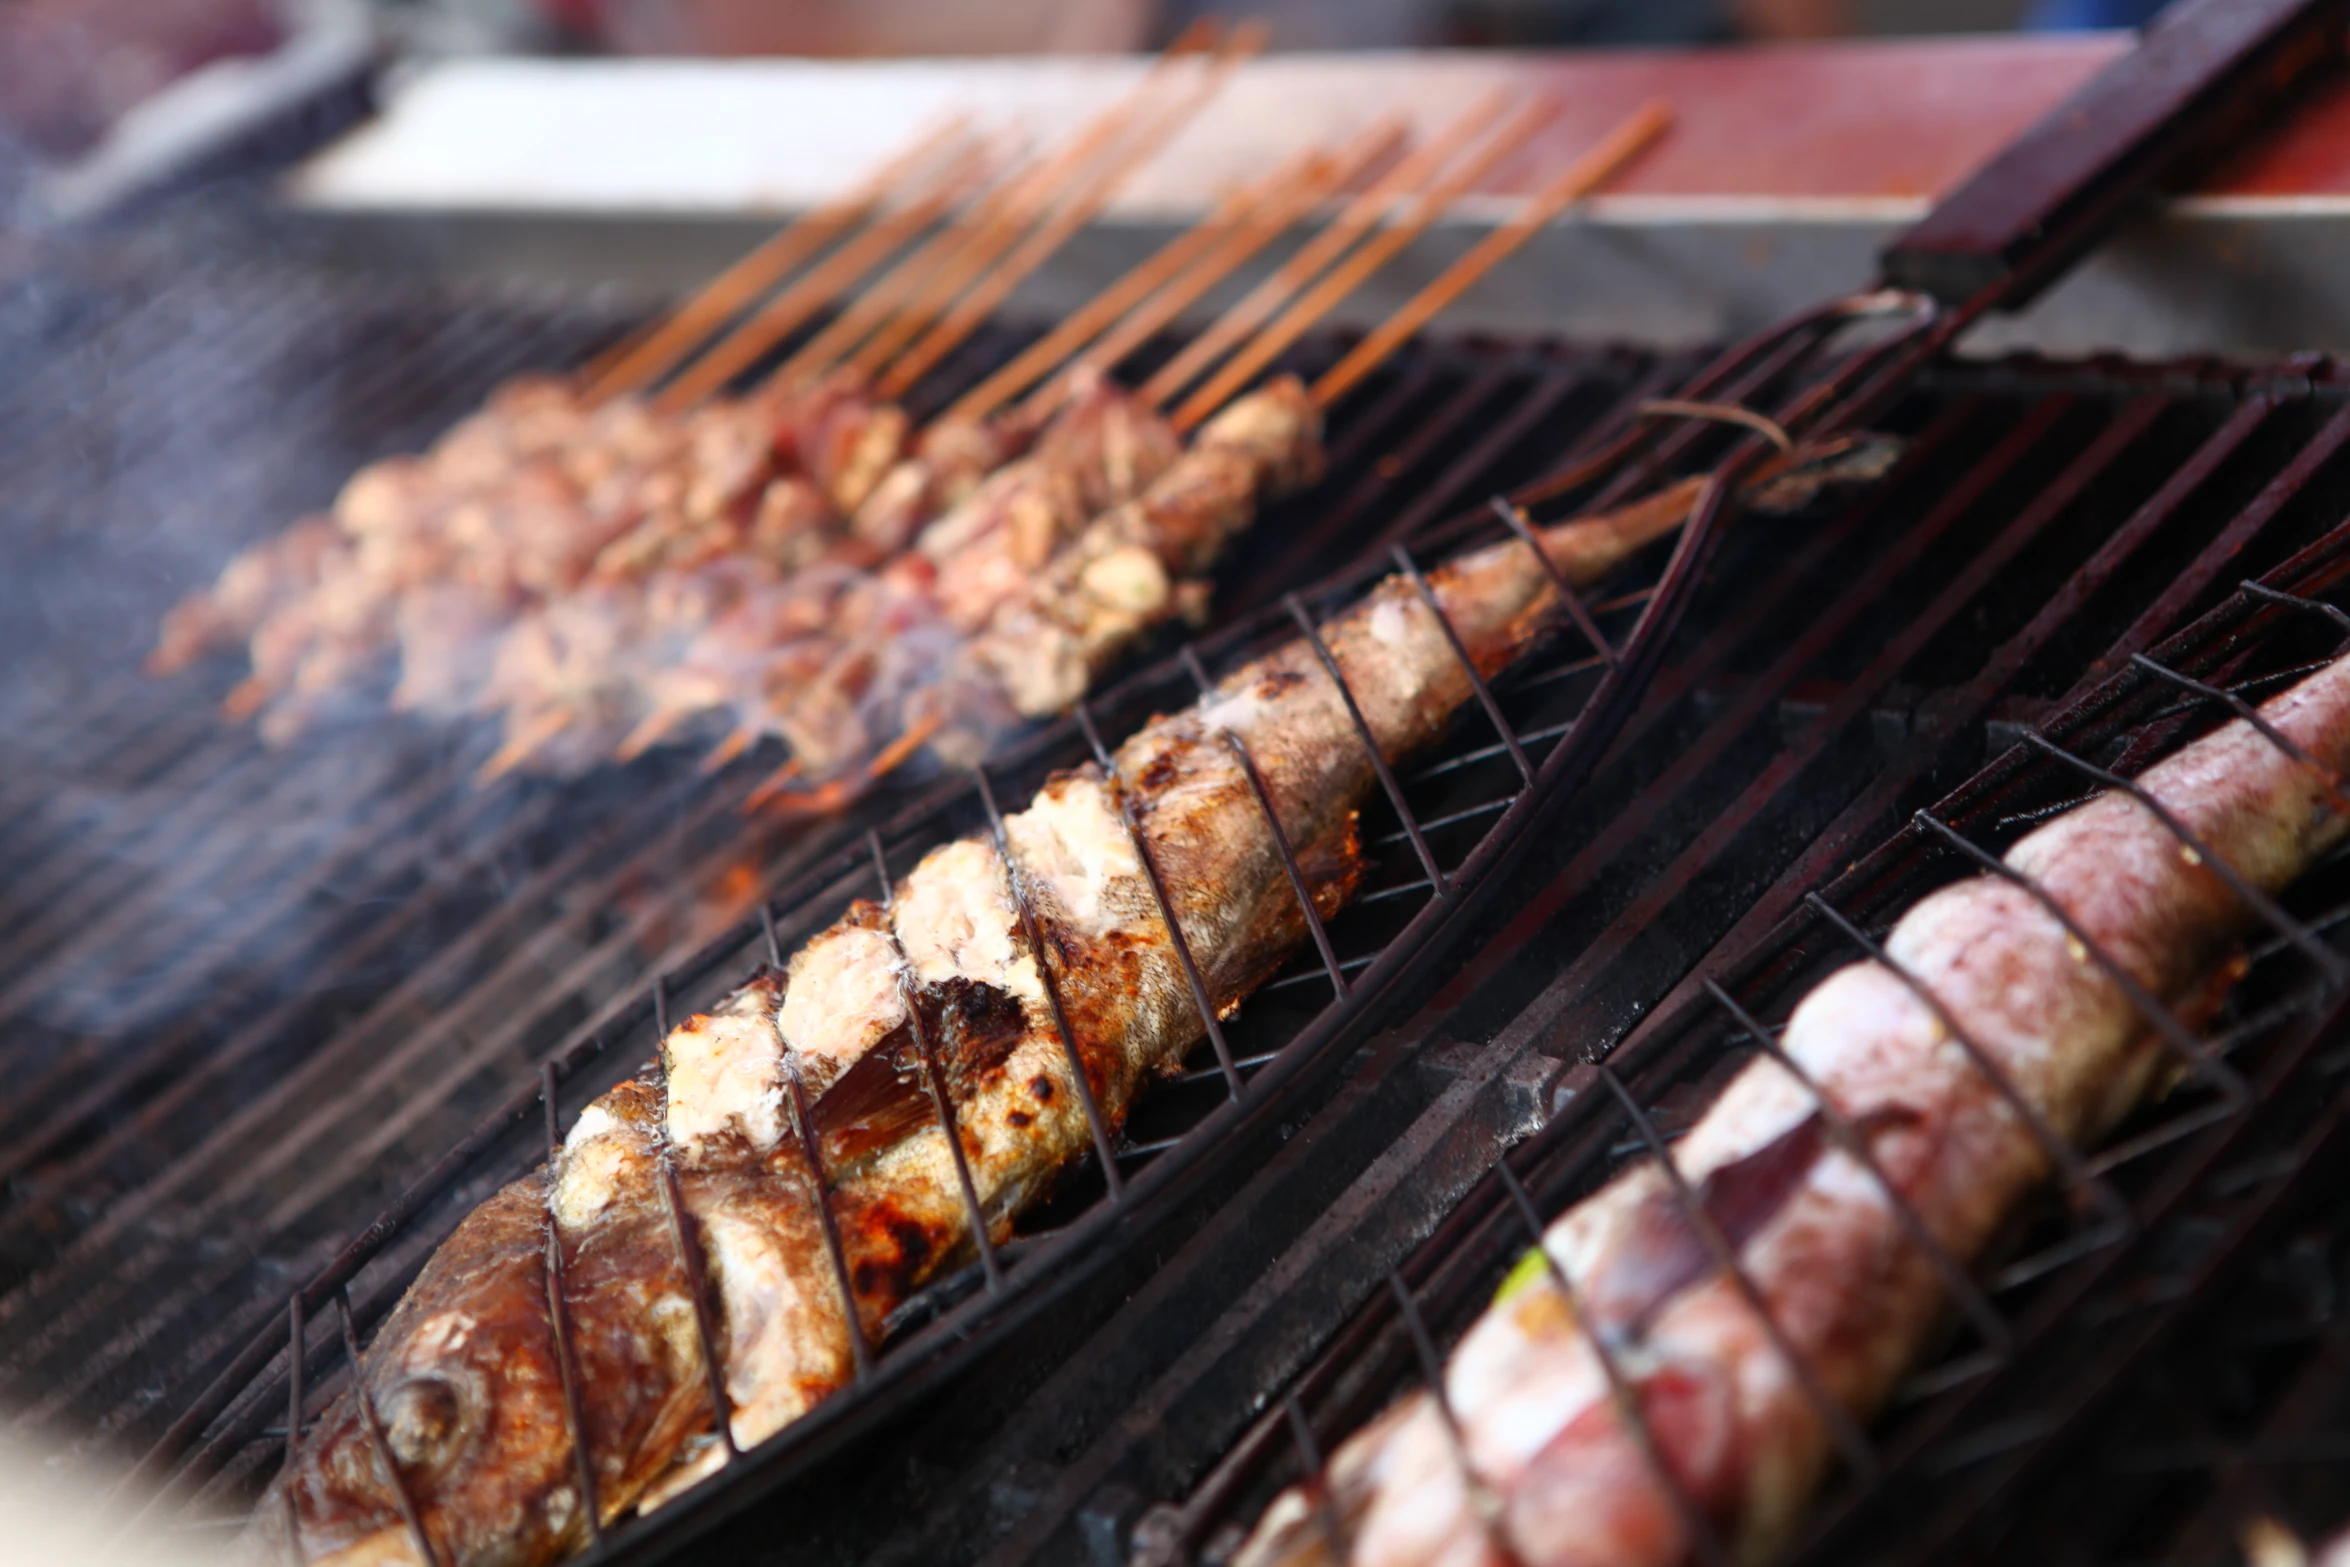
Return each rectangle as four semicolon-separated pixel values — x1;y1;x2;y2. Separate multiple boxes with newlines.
51;236;1977;1566
1962;1049;2350;1565
0;230;1708;1495
1141;415;2350;1567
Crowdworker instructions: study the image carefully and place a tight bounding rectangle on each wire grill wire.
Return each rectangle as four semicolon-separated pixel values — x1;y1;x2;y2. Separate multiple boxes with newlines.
2000;1060;2350;1564
0;308;1640;1461
163;468;1652;1546
138;301;1900;1553
1187;527;2350;1567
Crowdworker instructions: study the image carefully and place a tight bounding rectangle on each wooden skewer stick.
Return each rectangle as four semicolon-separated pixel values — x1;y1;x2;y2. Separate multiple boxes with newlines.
1170;93;1568;433
747;712;943;817
871;21;1270;401
1309;101;1673;411
582;116;973;404
935;152;1321;430
615;702;690;763
476;708;576;786
650;143;990;414
1009;116;1405;426
766;24;1225;398
1135;88;1516;414
699;724;758;774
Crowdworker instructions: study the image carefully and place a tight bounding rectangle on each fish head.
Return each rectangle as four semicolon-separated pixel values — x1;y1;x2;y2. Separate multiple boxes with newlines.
270;1181;583;1567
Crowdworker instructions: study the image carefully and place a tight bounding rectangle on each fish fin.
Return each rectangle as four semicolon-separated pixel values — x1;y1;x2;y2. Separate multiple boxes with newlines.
1583;1112;1835;1338
811;1024;932;1167
1747;433;1905;514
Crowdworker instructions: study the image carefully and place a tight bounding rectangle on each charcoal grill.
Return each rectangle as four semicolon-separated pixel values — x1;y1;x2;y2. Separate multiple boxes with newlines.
12;5;2350;1566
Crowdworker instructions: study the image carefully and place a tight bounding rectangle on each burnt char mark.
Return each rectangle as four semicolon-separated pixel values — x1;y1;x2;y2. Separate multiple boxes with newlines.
1255;666;1308;699
1136;750;1182;792
811;976;1031;1166
848;1202;938;1304
931;976;1027;1097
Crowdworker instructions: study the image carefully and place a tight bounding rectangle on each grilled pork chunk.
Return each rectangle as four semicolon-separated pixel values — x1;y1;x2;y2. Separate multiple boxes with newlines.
252;466;1712;1567
968;374;1321;718
1235;645;2350;1567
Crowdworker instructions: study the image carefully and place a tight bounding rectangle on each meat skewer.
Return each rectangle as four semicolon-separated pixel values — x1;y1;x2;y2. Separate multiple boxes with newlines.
468;123;1401;782
1230;651;2350;1567
139;137;978;696
462;104;1480;781
248;419;1787;1567
733;101;1672;811
158;36;1242;740
634;96;1584;790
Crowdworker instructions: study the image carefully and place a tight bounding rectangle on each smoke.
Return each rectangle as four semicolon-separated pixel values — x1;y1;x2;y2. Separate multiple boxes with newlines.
0;1423;225;1567
0;221;644;1047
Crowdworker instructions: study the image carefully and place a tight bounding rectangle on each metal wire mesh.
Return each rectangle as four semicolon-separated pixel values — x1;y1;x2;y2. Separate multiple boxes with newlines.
121;287;1922;1565
1170;508;2350;1567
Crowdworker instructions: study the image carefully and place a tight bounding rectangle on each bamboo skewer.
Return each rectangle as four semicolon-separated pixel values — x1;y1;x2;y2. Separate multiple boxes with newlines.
1169;94;1567;431
933;151;1324;430
1134;89;1516;414
1309;101;1674;410
649;145;993;413
581;116;974;403
999;116;1408;427
872;21;1270;400
762;26;1225;399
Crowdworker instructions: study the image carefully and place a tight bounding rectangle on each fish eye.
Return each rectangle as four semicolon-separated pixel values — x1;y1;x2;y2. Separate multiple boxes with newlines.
378;1376;466;1474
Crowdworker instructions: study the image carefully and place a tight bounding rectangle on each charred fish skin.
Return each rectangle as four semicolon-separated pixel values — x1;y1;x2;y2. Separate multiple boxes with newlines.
1236;653;2350;1567
245;480;1720;1567
258;1080;718;1567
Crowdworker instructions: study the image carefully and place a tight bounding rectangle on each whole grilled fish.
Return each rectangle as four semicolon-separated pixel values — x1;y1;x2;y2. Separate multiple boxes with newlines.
252;463;1769;1566
1234;645;2350;1567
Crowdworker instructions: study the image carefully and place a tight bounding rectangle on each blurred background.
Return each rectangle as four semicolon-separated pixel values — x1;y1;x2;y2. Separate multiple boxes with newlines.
0;0;2159;178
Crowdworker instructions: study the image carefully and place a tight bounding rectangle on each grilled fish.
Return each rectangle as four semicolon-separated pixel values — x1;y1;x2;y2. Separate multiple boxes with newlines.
1234;643;2350;1567
252;466;1743;1566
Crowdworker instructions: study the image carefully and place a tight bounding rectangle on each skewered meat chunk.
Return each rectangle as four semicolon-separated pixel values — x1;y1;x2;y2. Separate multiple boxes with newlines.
969;374;1320;718
850;409;1028;553
148;515;342;675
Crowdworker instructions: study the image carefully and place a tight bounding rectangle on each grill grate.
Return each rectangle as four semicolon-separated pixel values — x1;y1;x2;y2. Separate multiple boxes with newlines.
0;232;1684;1490
1130;368;2350;1567
28;253;2350;1567
87;270;1933;1564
